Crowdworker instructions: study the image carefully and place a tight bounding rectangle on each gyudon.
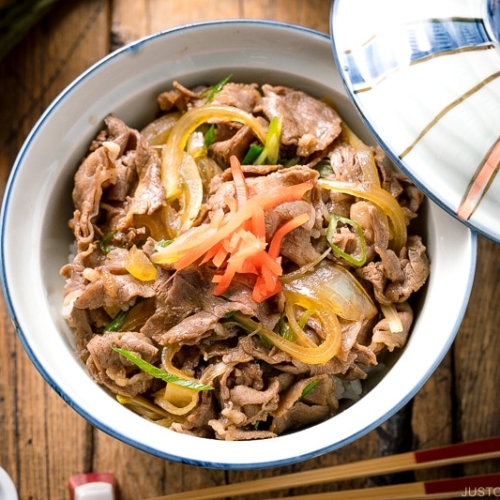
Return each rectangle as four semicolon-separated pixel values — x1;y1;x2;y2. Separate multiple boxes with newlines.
60;79;429;440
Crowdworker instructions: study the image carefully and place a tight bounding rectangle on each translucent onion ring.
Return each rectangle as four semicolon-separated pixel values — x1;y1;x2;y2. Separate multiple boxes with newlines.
318;178;407;253
231;311;341;365
283;260;377;322
162;105;268;201
155;384;199;416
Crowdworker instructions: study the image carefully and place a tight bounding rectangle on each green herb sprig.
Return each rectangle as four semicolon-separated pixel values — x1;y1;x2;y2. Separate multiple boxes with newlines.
111;345;214;391
203;74;232;104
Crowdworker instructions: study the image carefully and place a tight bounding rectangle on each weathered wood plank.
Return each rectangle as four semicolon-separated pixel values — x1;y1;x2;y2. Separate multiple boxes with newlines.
240;0;331;32
1;1;499;499
411;352;454;482
0;296;21;490
0;1;110;499
454;236;500;476
111;0;242;47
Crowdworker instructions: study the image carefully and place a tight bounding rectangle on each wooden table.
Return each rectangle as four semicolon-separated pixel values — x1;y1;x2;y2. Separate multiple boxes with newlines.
1;1;499;499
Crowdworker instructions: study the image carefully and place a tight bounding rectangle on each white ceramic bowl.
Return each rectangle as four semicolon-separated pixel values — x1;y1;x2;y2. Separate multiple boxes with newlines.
0;20;476;469
0;469;18;500
331;0;500;244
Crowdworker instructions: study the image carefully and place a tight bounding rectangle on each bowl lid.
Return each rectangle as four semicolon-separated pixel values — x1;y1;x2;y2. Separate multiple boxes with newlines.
331;0;500;243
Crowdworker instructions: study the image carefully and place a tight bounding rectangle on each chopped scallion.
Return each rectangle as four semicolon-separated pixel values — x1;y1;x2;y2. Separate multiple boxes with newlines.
204;124;215;147
275;313;295;342
99;231;117;254
242;143;264;165
326;214;367;267
105;309;128;332
111;346;214;391
204;74;232;104
315;160;333;178
282;157;299;168
258;334;274;349
254;116;282;165
298;379;319;402
154;239;174;251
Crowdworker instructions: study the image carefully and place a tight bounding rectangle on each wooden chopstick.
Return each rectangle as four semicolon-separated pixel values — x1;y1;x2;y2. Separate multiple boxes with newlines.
261;472;500;499
145;436;500;500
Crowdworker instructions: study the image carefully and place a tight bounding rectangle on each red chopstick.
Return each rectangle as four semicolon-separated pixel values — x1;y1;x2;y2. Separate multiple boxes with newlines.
415;436;500;466
146;436;500;500
267;472;500;499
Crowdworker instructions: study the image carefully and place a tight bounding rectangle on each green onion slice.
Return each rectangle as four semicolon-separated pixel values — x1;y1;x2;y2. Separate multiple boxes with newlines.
111;345;214;391
204;124;216;147
153;239;174;251
105;310;128;332
298;379;319;402
326;214;367;267
254;115;282;165
242;143;264;165
100;230;117;254
203;74;232;104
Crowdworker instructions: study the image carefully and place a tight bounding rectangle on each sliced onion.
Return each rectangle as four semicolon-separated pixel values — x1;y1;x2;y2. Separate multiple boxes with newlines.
120;298;156;332
141;112;180;146
161;345;194;380
161;105;268;201
284;301;317;348
318;178;407;253
199;361;235;385
155;384;199;416
187;130;207;160
132;213;171;241
283;260;377;322
125;245;157;281
380;303;404;333
177;151;204;231
232;311;341;365
196;156;223;194
116;394;179;425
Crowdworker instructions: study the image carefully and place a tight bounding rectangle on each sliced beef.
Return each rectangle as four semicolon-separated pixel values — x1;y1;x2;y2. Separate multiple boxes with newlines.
207;82;261;113
157;310;226;345
270;374;336;434
71;115;138;249
329;142;366;183
68;306;94;359
239;335;291;365
268;200;321;267
158;81;261;115
75;267;155;310
208;417;277;440
258;84;342;157
157;81;203;112
122;134;166;226
142;266;260;345
70;146;116;250
371;301;414;353
210;125;256;165
86;330;158;397
61;245;94;303
356;235;430;305
229;377;280;407
379;162;425;215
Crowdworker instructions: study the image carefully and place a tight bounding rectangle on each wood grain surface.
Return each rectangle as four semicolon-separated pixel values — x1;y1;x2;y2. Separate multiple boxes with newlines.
0;1;499;499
